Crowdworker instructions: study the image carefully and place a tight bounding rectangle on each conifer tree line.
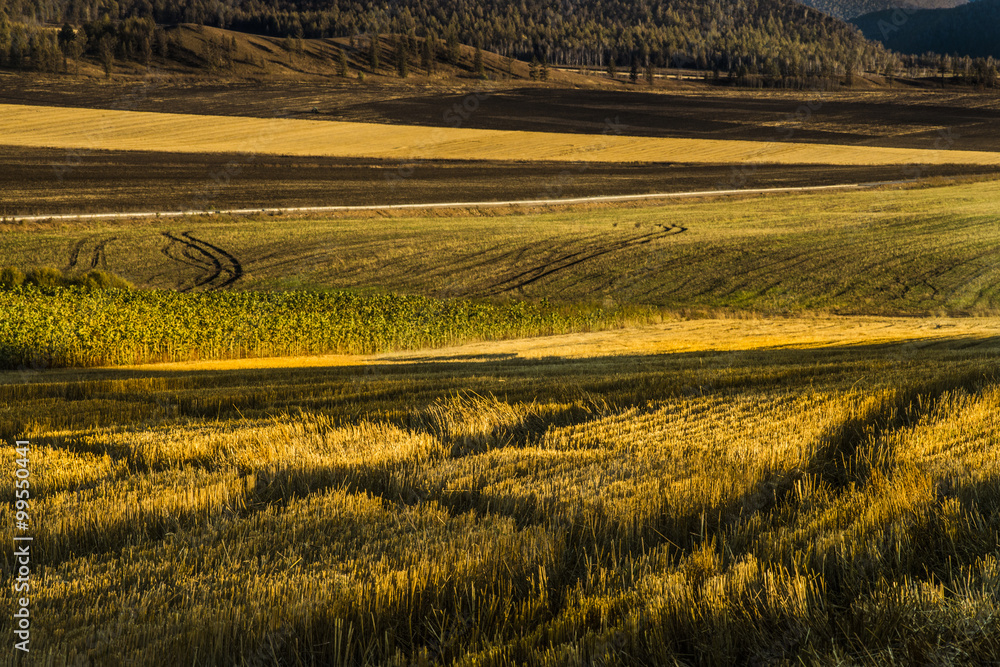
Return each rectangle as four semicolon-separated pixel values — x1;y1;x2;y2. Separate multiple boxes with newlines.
0;11;169;74
0;0;995;87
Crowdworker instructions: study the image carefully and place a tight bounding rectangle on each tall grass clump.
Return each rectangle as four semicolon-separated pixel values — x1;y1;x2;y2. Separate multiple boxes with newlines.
1;265;134;291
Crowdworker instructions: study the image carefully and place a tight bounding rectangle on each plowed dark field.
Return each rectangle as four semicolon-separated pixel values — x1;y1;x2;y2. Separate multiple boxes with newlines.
2;145;994;216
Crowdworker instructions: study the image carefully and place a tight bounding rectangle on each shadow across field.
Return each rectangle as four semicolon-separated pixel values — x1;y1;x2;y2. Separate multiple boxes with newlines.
5;333;999;392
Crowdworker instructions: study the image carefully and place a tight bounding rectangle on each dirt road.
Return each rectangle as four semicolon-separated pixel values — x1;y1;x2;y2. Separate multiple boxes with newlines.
2;180;908;223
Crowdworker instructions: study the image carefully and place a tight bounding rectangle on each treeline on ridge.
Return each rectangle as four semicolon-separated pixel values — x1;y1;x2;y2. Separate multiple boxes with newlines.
2;0;890;85
1;0;996;87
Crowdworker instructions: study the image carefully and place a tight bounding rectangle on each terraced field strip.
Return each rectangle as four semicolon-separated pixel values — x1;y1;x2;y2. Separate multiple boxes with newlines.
5;103;1000;166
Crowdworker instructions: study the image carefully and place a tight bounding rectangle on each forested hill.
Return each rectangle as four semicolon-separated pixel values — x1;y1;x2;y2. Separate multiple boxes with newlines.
3;0;885;74
796;0;965;21
854;0;1000;59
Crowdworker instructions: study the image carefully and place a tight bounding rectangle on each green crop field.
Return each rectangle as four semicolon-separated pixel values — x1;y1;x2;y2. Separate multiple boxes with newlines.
4;180;1000;314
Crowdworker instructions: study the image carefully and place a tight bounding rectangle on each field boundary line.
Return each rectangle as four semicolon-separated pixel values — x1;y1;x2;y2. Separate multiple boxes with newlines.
2;180;909;222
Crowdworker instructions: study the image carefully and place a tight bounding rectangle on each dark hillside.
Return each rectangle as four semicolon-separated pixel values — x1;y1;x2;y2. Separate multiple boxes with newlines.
854;0;1000;60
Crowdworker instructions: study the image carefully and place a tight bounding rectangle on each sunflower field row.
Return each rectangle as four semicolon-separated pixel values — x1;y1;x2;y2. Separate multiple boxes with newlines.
0;286;623;368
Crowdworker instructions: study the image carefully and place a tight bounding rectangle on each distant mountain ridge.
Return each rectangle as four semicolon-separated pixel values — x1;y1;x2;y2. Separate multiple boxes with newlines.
797;0;966;20
853;0;1000;58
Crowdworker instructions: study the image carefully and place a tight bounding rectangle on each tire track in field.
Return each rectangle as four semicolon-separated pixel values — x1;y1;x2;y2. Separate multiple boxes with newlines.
160;232;242;290
479;225;686;297
161;232;220;290
183;233;243;289
67;239;86;268
90;237;116;269
67;236;117;270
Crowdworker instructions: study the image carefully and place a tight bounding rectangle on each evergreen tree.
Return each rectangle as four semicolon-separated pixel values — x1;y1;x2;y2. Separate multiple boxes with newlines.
0;15;10;68
396;36;409;77
473;45;485;78
69;29;87;72
336;46;349;77
445;28;460;65
421;34;434;73
368;31;380;72
155;27;169;59
98;32;114;77
57;22;75;55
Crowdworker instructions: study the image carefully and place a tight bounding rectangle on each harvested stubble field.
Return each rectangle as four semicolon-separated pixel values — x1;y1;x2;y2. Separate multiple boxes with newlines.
5;103;1000;166
1;318;999;664
4;181;1000;315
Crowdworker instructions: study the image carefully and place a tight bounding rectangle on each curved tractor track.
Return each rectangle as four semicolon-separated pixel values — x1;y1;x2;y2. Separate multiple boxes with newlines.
160;232;243;291
479;225;686;297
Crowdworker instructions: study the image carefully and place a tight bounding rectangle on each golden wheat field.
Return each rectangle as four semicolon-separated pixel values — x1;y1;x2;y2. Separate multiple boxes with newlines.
4;103;1000;166
2;316;999;665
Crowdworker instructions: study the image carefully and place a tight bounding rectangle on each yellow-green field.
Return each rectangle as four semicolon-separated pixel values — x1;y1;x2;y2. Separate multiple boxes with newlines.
4;181;1000;314
5;103;1000;165
2;318;998;664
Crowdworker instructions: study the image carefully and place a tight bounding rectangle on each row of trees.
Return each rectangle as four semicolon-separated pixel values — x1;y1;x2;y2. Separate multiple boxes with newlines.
346;33;502;80
899;52;999;88
0;13;61;70
0;13;175;73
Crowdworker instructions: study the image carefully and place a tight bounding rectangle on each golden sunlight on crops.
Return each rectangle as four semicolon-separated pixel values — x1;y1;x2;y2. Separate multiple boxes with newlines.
2;317;998;664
